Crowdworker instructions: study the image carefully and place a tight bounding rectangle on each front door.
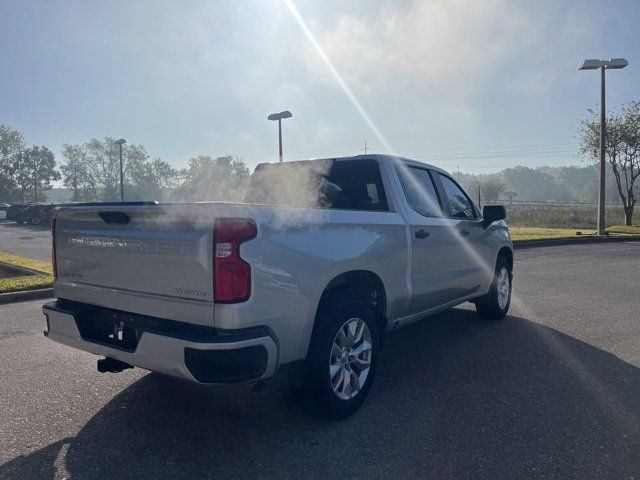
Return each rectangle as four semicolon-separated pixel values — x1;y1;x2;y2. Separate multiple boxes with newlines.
432;172;492;297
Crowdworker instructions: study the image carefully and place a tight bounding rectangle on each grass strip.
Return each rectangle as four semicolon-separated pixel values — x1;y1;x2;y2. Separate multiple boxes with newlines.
0;252;53;294
606;225;640;235
511;225;640;243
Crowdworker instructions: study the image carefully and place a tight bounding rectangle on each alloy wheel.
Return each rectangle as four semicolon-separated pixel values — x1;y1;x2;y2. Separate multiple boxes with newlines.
329;317;372;400
497;266;510;309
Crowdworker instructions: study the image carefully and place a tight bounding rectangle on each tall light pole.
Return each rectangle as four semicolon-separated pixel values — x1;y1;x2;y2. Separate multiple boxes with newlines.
267;110;293;162
578;58;628;235
115;138;126;201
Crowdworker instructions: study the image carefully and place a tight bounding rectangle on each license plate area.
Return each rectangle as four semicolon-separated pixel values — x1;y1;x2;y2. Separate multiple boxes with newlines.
74;308;143;352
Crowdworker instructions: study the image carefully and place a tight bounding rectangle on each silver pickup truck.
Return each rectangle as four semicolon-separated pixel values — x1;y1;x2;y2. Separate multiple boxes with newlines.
43;154;513;418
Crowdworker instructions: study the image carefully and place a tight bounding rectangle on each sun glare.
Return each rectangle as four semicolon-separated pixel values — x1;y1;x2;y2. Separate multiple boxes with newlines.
282;0;394;154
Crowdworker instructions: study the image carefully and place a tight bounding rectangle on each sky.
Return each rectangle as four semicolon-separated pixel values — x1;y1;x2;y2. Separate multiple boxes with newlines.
1;0;638;174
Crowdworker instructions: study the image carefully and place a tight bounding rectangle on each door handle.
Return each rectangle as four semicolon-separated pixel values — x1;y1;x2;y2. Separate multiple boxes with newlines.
459;229;470;237
415;230;430;239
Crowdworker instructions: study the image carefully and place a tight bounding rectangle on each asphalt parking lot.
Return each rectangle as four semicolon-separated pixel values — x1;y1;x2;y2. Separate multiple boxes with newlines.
1;241;639;479
0;222;51;262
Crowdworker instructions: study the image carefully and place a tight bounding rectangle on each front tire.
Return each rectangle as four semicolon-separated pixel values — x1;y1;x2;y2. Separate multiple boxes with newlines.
304;296;379;419
475;256;512;320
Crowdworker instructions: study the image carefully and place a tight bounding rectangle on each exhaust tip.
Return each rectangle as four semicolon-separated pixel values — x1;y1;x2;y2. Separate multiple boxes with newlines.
97;357;134;374
251;380;267;393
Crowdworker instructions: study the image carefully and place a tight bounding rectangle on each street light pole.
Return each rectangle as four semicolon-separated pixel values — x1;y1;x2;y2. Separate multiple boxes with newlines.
115;138;126;201
578;58;628;236
598;65;606;236
73;165;78;201
268;111;292;163
278;118;283;163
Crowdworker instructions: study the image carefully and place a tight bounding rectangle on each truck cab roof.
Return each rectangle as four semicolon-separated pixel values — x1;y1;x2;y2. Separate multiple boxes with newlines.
255;154;450;178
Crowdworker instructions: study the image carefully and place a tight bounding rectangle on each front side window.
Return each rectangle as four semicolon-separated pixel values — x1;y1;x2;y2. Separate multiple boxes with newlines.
397;165;442;217
437;173;476;219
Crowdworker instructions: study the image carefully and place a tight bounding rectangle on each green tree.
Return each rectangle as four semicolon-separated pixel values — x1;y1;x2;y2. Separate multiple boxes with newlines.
125;156;180;201
12;146;60;202
60;138;178;201
501;166;559;202
85;138;125;201
552;166;597;203
176;155;250;201
11;151;31;203
472;179;506;204
0;124;25;201
60;144;97;201
580;100;640;225
504;190;517;205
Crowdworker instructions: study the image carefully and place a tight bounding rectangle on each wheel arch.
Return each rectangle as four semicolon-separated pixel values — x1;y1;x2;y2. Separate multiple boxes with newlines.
497;246;513;271
310;270;388;351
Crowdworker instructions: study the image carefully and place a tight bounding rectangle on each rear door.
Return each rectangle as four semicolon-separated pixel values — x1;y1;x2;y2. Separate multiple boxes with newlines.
395;164;462;313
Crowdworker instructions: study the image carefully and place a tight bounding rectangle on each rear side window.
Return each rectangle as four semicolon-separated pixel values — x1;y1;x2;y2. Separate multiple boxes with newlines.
437;173;476;219
397;166;442;217
245;159;388;211
326;160;388;211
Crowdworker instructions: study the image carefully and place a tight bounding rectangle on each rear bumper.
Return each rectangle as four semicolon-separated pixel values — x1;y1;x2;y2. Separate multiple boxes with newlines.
42;300;278;384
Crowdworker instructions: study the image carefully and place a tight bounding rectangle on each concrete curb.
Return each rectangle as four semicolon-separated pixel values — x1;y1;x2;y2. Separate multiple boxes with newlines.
0;261;45;277
513;236;639;250
0;288;54;305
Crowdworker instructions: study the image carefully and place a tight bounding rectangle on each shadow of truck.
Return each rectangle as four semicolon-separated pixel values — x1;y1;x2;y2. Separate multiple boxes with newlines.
1;308;639;479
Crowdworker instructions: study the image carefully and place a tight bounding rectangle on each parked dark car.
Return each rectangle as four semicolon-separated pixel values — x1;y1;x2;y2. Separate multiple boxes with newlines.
15;204;48;225
38;204;59;225
0;203;9;220
6;203;28;221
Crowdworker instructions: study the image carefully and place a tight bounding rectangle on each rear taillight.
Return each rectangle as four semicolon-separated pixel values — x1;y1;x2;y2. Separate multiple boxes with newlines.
51;217;57;279
214;218;257;303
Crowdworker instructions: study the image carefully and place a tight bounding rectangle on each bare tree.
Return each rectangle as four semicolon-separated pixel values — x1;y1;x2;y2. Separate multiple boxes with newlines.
580;101;640;225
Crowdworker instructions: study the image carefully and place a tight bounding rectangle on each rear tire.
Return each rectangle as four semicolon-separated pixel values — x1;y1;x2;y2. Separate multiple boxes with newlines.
475;256;512;320
303;296;379;419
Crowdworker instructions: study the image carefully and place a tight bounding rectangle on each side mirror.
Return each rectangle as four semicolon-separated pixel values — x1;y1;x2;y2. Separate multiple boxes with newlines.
482;205;506;226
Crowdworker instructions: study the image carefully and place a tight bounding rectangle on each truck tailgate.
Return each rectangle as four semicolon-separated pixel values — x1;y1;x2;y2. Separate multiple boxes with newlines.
54;205;215;324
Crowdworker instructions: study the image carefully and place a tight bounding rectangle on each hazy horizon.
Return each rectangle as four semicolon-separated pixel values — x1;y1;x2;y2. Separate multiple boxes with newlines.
1;0;638;174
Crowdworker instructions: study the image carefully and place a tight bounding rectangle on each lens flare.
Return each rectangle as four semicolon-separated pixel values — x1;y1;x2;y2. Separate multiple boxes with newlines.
282;0;394;154
282;3;553;366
